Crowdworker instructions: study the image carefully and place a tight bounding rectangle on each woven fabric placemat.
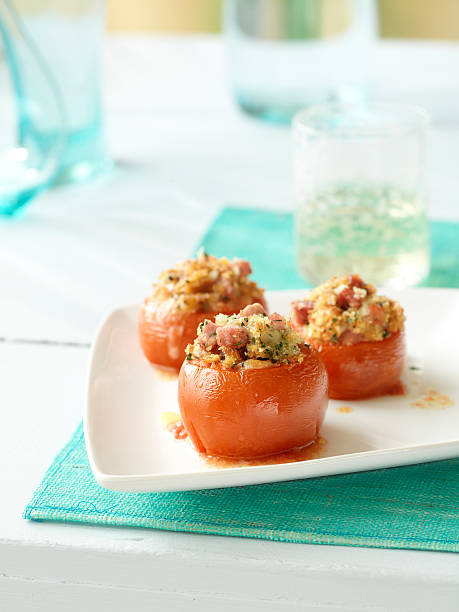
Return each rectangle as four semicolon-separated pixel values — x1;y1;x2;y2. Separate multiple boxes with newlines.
24;423;459;552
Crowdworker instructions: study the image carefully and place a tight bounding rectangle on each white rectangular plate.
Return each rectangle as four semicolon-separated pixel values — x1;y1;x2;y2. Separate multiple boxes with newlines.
85;289;459;492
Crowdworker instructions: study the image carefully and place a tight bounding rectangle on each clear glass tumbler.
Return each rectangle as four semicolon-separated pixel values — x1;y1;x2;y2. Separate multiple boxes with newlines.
293;103;430;289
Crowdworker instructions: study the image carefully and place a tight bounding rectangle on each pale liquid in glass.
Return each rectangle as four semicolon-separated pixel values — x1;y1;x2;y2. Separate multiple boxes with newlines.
295;182;430;289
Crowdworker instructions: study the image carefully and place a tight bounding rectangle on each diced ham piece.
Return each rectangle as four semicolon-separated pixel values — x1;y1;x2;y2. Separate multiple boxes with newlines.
233;259;252;276
337;288;363;310
216;325;248;349
196;280;216;294
291;300;314;327
369;302;386;326
339;330;365;345
221;276;234;298
347;274;366;290
268;313;286;330
198;320;218;349
239;303;266;317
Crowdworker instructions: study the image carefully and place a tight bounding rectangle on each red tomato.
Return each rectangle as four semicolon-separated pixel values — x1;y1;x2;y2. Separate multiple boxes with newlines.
311;330;405;400
139;296;267;372
178;348;328;458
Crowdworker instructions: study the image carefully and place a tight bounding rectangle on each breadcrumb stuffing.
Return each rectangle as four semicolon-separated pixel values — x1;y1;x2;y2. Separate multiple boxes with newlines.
291;275;405;345
147;250;264;313
186;305;307;369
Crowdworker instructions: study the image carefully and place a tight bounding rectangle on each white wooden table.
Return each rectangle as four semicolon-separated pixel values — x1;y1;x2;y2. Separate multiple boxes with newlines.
1;35;459;611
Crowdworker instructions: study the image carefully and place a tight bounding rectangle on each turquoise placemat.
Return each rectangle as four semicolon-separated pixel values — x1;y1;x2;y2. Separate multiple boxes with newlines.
25;423;459;552
25;207;459;552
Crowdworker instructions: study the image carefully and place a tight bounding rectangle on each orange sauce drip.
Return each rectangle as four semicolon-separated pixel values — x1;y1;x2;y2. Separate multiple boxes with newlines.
202;436;327;468
335;405;354;414
167;421;188;440
411;389;454;411
161;412;189;439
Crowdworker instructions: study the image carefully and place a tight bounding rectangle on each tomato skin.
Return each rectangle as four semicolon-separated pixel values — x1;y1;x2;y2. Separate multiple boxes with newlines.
311;330;405;400
178;349;328;458
139;296;267;372
139;302;210;371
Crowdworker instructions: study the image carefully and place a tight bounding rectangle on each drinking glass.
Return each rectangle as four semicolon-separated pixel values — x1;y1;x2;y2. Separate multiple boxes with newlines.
225;0;376;124
293;103;430;288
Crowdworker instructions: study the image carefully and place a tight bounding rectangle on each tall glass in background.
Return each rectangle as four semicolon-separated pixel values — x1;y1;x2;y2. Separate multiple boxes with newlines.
225;0;376;123
293;103;430;288
0;0;109;200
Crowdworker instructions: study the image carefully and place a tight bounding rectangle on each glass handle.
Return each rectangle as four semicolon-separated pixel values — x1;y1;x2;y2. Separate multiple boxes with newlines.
0;0;66;215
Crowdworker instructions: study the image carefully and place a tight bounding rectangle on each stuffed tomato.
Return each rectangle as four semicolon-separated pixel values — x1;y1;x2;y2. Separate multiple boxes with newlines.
291;274;406;400
178;303;328;458
139;252;266;371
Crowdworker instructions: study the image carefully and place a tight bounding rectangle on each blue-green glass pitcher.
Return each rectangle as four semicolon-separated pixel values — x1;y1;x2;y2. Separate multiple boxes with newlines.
0;0;109;216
